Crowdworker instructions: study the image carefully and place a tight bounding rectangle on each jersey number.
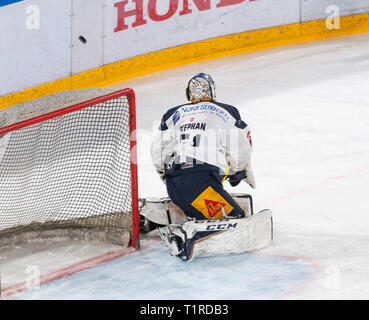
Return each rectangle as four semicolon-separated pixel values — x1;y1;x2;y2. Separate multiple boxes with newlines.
181;134;201;147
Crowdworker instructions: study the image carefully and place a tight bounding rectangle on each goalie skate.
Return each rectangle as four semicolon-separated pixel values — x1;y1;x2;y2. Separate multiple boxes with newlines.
158;225;183;256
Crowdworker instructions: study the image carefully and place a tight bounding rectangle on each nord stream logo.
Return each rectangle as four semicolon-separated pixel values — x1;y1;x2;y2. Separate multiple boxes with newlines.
0;0;24;7
181;104;230;121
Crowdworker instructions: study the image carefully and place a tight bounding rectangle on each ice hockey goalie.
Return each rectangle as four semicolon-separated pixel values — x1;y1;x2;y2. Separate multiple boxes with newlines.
142;73;273;261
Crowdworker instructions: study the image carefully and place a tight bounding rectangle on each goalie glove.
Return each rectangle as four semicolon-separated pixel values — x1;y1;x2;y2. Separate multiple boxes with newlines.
227;165;256;189
227;170;247;187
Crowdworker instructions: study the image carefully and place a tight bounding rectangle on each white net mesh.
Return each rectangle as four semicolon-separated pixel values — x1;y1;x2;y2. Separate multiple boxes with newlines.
0;89;137;246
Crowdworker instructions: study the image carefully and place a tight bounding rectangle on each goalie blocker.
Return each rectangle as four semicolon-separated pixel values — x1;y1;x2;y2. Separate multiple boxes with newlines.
139;194;273;261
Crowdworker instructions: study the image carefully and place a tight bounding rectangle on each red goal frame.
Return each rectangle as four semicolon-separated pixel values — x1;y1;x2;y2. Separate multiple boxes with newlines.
0;88;140;248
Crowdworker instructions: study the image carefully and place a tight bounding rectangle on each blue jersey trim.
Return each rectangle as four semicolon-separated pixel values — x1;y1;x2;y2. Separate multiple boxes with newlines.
211;101;248;129
159;104;187;131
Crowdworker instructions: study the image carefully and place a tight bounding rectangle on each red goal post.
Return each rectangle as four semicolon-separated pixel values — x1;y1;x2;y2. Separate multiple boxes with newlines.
0;88;139;248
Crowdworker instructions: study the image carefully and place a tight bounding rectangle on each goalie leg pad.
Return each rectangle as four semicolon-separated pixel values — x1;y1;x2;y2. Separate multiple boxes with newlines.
139;197;188;229
159;209;273;261
139;193;254;234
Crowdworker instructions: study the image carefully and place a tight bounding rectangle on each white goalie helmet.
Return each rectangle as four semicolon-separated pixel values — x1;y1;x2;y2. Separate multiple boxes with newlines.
186;73;216;102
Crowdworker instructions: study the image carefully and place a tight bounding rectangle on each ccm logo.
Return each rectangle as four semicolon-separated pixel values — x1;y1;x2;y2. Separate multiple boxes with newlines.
206;223;238;231
114;0;258;32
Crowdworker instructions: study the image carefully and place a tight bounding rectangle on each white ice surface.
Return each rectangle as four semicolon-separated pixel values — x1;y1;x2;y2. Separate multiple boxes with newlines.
2;33;369;299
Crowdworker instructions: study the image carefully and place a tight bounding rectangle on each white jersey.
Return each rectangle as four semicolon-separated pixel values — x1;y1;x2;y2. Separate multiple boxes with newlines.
151;100;254;185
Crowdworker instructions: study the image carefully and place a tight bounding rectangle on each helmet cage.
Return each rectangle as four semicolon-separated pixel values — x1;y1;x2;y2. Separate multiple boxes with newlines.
186;73;216;102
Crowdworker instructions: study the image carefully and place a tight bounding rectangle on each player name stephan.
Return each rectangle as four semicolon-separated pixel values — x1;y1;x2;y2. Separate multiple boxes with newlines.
180;122;206;131
139;304;175;318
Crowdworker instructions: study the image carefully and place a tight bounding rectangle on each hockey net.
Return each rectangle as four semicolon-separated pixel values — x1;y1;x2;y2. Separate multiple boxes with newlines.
0;88;139;248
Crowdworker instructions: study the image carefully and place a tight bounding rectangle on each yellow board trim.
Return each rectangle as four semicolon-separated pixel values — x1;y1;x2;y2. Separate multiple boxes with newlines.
1;13;369;110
